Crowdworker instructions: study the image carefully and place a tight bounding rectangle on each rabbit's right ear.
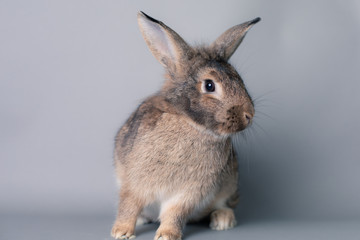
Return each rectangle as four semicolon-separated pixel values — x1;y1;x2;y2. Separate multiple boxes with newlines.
137;12;192;71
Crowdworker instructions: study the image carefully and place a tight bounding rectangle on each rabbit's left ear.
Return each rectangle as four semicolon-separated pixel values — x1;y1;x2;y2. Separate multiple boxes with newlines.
210;17;261;61
137;12;192;71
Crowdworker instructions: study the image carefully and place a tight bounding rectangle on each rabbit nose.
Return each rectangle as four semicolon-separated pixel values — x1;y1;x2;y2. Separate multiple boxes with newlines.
244;112;253;125
225;102;254;132
239;101;254;129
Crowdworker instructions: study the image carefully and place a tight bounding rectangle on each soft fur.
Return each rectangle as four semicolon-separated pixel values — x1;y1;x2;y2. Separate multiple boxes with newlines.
111;11;260;240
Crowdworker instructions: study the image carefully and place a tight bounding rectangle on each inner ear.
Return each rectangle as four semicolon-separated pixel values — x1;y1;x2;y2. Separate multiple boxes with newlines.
137;12;193;71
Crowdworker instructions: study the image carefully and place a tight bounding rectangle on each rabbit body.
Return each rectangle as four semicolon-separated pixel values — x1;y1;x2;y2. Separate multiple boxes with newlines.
112;12;260;240
115;96;238;219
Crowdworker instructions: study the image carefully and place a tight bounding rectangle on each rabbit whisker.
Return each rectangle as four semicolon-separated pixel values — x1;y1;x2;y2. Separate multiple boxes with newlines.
252;88;279;103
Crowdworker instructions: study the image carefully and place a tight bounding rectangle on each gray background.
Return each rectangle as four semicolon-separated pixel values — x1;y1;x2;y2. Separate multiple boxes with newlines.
1;0;360;239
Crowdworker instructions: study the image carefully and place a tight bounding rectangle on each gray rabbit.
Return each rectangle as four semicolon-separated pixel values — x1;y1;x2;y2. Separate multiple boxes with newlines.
111;11;260;240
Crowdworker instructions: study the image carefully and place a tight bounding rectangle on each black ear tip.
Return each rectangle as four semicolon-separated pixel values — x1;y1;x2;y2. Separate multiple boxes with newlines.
139;11;160;24
249;17;261;25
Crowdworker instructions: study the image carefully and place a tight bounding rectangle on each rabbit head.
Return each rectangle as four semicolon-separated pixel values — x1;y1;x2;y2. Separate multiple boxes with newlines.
138;12;260;136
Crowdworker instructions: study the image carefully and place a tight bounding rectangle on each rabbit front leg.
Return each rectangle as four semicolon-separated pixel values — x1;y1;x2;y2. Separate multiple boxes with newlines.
209;191;238;231
111;188;144;239
154;196;194;240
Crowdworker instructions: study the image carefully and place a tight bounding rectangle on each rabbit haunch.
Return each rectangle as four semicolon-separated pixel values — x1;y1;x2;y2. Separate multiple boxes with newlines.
111;11;260;240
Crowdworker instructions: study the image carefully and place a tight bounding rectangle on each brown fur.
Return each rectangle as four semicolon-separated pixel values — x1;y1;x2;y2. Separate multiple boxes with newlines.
111;12;260;240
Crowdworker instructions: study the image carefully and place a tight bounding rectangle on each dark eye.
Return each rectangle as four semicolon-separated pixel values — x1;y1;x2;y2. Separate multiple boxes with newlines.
204;79;215;92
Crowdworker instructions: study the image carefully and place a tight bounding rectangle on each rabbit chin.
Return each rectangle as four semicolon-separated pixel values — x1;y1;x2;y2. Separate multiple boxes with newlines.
185;117;247;140
215;126;247;137
219;123;249;135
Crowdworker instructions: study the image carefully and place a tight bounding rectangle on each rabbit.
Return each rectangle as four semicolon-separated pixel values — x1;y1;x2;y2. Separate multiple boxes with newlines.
111;11;260;240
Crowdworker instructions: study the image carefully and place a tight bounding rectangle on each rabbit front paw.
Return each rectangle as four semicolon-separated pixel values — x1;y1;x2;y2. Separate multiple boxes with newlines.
154;229;182;240
209;208;236;231
111;222;136;239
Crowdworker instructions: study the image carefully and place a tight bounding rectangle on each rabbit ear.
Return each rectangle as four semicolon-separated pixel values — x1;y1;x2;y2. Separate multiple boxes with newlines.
137;12;192;70
210;17;261;61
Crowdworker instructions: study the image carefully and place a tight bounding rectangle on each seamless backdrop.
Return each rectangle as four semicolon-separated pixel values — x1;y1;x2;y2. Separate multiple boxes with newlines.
1;0;360;232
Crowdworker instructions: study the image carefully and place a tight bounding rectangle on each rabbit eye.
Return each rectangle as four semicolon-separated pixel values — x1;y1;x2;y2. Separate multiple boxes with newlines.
204;79;215;92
